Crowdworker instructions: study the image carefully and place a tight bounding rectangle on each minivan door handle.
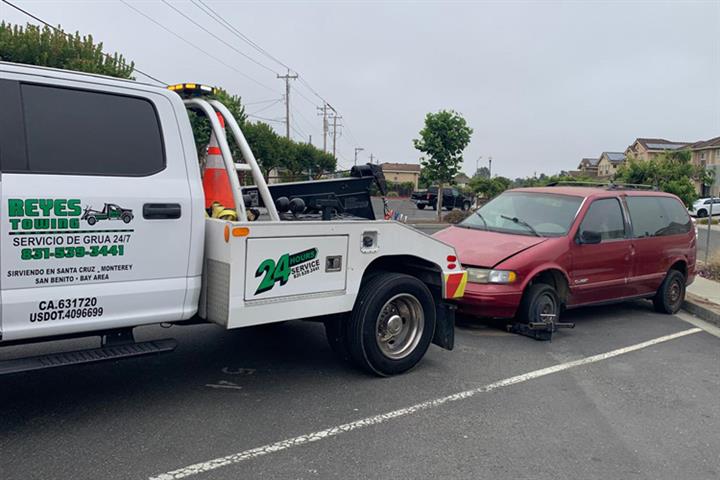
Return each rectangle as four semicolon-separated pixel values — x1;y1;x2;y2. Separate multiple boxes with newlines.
143;203;182;220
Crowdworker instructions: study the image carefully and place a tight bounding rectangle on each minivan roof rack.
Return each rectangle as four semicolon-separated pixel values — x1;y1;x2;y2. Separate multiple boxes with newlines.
545;181;657;191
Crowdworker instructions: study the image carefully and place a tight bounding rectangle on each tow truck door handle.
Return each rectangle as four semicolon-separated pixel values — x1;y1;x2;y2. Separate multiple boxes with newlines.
143;203;182;220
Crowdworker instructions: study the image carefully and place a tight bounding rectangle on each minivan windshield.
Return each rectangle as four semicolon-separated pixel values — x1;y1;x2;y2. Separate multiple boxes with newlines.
460;191;583;237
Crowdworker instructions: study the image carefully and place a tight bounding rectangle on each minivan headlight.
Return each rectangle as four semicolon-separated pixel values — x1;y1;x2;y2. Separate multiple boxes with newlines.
466;268;517;284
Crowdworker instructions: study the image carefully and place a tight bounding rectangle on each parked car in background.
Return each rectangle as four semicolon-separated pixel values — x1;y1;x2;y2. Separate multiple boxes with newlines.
411;186;472;211
434;186;696;324
689;197;720;217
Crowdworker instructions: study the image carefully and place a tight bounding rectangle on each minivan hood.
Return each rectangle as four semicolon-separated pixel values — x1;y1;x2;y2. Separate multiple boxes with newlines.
434;226;548;268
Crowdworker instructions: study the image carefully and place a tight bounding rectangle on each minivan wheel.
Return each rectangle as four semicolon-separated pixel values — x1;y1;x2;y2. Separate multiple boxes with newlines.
517;284;560;324
653;270;685;314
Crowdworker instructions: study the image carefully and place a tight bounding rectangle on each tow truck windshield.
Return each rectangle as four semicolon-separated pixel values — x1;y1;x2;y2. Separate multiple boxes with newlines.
460;192;583;237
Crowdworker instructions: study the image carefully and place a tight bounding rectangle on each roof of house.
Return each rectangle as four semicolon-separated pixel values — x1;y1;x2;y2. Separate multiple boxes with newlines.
688;136;720;150
380;162;421;173
454;173;471;183
578;157;599;168
601;152;626;164
632;138;689;151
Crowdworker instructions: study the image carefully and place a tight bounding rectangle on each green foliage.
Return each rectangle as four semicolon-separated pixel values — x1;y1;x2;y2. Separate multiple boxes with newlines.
413;110;473;184
615;150;704;207
0;22;134;78
385;181;416;197
470;176;512;199
418;168;433;189
474;166;491;179
413;110;472;219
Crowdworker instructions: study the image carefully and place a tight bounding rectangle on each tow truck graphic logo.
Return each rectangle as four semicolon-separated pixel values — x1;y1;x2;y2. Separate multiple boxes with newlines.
81;203;134;226
255;247;320;295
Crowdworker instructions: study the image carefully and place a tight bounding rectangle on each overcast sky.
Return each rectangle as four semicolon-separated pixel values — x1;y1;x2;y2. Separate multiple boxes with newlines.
2;0;719;178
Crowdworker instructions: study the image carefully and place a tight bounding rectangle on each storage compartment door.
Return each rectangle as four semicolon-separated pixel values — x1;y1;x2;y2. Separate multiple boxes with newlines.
244;236;348;301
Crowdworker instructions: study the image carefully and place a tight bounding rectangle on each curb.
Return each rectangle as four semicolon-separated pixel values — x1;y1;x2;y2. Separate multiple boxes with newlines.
682;293;720;327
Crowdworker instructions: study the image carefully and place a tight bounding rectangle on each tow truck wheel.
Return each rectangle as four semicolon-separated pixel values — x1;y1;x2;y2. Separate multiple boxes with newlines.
346;273;435;376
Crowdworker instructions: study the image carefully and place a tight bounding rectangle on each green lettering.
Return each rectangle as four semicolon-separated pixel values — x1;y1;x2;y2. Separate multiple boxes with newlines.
54;199;67;216
38;199;54;216
67;199;82;217
9;218;20;230
24;199;39;217
8;199;24;217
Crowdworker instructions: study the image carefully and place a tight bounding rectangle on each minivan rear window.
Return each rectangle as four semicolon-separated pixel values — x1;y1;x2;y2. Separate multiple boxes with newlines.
20;84;165;176
626;196;691;238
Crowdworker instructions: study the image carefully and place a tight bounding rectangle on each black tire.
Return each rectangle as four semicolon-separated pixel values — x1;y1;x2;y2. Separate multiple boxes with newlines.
121;213;132;223
86;216;97;226
462;202;471;211
445;205;454;211
517;283;561;324
346;273;436;376
697;209;708;218
417;204;426;210
653;269;685;314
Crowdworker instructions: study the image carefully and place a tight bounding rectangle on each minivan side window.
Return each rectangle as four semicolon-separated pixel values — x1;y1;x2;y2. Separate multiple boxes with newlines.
579;198;626;241
19;84;164;176
626;196;691;238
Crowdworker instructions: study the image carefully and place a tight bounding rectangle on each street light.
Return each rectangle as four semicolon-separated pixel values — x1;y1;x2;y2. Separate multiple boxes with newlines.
354;147;364;166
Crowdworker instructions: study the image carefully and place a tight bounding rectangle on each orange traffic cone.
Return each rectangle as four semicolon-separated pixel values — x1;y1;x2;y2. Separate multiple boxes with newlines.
202;112;235;210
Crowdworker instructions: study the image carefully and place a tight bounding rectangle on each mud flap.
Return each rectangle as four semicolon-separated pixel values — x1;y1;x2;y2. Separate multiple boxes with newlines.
432;302;456;350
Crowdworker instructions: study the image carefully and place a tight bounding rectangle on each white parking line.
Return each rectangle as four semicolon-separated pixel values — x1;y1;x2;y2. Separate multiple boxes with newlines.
150;327;702;480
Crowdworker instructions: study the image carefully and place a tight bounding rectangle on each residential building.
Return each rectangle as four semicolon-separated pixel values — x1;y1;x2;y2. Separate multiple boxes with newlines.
453;173;471;188
597;152;626;177
689;136;720;196
380;162;421;189
624;138;689;161
577;157;599;176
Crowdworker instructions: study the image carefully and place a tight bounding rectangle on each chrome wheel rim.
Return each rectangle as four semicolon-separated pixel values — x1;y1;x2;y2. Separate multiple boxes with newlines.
376;294;424;360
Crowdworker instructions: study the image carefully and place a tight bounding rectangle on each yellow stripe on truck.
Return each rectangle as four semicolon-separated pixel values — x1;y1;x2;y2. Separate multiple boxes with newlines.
444;271;468;299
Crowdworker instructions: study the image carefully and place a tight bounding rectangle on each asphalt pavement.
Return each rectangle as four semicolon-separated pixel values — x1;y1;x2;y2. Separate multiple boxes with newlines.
1;304;718;480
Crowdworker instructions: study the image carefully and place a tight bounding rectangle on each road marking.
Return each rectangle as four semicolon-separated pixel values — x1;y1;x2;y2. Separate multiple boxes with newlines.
677;311;720;338
150;327;702;480
204;381;242;391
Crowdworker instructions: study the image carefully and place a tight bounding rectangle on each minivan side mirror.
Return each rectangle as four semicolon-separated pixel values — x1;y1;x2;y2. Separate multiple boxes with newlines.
578;230;602;245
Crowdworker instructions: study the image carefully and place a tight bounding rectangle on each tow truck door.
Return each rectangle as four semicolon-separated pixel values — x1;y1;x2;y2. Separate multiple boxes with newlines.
0;77;193;341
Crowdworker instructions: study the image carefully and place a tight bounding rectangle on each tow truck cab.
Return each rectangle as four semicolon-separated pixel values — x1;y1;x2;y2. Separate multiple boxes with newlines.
0;62;467;376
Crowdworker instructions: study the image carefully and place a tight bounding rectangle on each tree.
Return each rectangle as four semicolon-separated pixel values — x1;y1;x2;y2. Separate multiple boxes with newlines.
474;166;491;179
615;150;706;207
470;176;511;199
413;110;473;220
0;22;135;78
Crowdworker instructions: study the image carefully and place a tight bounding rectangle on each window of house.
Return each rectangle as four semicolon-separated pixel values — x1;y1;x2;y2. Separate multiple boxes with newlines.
21;84;165;176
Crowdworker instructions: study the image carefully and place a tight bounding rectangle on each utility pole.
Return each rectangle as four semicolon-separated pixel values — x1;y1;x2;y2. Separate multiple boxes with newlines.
354;147;364;166
330;114;342;159
488;156;493;177
277;70;298;139
370;153;375;165
317;103;330;152
475;155;483;176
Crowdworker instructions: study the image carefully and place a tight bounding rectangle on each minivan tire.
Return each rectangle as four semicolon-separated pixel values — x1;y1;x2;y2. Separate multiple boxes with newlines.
517;283;560;324
653;269;685;314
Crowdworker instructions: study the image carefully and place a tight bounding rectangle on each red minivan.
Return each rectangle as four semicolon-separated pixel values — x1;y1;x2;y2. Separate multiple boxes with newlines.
434;186;696;323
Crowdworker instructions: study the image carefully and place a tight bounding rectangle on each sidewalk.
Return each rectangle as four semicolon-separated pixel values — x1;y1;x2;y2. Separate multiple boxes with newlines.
685;276;720;326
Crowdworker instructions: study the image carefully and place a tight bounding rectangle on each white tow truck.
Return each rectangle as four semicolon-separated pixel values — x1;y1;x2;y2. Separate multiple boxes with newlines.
0;62;467;376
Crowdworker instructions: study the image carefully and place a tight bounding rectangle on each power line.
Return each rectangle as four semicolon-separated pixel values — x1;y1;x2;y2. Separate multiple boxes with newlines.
119;0;277;94
160;0;279;76
192;0;291;71
244;97;282;106
247;99;282;116
1;0;166;85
